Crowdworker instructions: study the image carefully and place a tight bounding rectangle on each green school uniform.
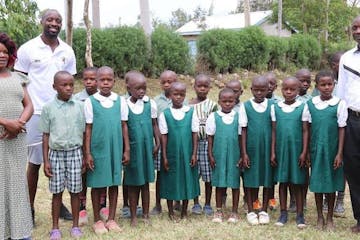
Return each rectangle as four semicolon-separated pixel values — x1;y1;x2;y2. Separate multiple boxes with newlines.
308;100;345;193
123;101;155;186
273;102;306;184
212;112;241;188
160;108;200;200
86;95;123;187
243;100;273;188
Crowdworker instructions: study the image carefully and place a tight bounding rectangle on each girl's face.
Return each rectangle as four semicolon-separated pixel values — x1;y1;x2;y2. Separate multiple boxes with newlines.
281;80;299;105
82;70;97;95
0;43;9;70
194;78;210;101
218;92;235;114
170;88;186;109
251;82;268;103
297;74;311;95
129;78;146;102
97;72;115;97
316;76;334;101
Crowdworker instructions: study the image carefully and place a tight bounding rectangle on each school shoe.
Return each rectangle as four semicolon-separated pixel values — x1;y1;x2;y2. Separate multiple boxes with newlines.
136;205;143;216
49;229;61;240
212;210;224;223
192;204;203;215
258;211;270;225
269;198;277;211
227;213;239;223
253;199;262;212
105;220;122;232
246;212;259;225
323;198;328;213
334;201;345;218
122;206;131;218
93;220;108;235
79;209;88;226
70;227;83;238
275;210;288;227
296;213;306;229
150;206;162;215
203;205;214;216
288;199;296;213
60;204;73;220
100;207;109;221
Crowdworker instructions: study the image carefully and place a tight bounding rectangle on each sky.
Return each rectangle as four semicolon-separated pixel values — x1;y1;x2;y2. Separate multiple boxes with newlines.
35;0;239;28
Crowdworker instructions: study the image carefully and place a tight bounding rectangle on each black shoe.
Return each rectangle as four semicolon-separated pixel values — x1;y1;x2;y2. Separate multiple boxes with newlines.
275;210;288;226
60;203;73;220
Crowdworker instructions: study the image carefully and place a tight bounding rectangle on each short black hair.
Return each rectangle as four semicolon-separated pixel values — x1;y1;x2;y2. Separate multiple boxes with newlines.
315;70;334;84
218;87;234;99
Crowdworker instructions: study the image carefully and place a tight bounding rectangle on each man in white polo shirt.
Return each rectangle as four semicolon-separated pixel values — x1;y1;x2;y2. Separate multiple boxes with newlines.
14;9;76;224
337;15;360;234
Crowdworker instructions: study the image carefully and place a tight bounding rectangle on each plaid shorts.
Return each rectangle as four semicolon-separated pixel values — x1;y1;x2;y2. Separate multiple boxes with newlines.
49;147;82;194
198;140;211;182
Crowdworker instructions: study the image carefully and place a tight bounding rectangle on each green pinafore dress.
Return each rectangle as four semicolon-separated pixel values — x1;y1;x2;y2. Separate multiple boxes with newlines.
86;95;123;187
212;112;241;188
123;101;155;186
273;103;306;184
159;108;200;200
243;100;273;188
308;99;344;193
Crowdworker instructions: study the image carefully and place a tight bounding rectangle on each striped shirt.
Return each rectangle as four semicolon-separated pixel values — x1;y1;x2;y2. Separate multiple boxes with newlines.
191;99;218;140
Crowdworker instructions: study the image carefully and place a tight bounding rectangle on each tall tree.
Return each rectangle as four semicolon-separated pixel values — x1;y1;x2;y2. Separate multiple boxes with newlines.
139;0;152;36
92;0;100;28
83;0;93;67
244;0;250;27
0;0;39;45
277;0;282;36
65;0;73;46
169;8;191;30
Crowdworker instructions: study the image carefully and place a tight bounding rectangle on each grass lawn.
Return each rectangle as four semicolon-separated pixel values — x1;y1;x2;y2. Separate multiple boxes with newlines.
31;71;356;239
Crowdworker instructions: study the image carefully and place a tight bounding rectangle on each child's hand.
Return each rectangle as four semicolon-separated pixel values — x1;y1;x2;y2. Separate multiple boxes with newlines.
153;144;160;158
43;161;53;178
2;118;25;136
122;150;130;165
190;154;197;167
270;153;277;167
298;153;306;168
333;154;343;169
163;158;169;171
209;155;216;169
86;153;94;171
242;154;250;169
81;156;87;174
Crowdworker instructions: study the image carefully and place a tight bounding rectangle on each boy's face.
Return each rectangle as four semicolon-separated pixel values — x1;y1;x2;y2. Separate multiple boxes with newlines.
316;76;334;100
297;73;311;95
218;92;235;114
251;82;268;103
53;75;74;101
129;77;146;101
170;87;186;109
194;78;210;100
160;75;177;95
97;71;115;97
226;82;243;102
281;80;299;104
82;70;97;95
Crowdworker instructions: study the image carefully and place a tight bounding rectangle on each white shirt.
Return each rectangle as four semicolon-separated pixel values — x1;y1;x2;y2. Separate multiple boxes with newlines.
239;98;269;127
84;92;128;123
337;46;360;111
126;96;157;118
271;100;310;122
307;96;348;127
206;110;242;135
14;35;76;114
158;106;199;134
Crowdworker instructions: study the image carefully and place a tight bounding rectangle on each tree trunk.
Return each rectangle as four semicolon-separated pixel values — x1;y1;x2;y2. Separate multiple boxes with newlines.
65;0;73;46
324;0;330;43
139;0;152;36
277;0;282;36
244;0;250;27
92;0;100;28
84;0;93;67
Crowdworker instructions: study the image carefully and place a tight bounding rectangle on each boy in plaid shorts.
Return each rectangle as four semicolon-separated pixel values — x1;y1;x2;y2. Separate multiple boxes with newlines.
189;74;218;215
40;71;85;239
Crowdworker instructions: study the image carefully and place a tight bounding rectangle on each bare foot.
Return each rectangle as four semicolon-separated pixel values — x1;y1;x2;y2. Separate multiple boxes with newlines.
142;214;151;225
130;218;137;227
316;217;325;230
168;213;179;222
351;225;360;233
326;220;335;232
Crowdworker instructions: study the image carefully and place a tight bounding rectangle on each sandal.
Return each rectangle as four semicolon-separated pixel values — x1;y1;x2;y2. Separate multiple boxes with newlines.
49;229;61;240
105;220;122;232
92;220;108;235
70;227;83;238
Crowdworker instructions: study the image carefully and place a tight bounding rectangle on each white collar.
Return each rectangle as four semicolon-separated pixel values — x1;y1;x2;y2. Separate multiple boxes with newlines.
278;100;302;108
217;109;236;117
93;92;118;102
171;105;190;112
312;96;340;106
250;98;268;106
127;95;149;104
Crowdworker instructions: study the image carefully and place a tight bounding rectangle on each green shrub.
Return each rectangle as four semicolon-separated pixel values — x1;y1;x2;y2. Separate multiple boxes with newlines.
150;27;191;76
288;34;321;69
267;36;289;71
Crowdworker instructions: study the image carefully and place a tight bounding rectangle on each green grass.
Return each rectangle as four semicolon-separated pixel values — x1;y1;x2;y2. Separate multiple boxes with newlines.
31;71;356;239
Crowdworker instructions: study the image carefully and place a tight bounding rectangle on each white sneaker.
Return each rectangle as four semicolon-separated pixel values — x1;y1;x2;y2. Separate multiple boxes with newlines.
258;211;270;224
79;210;88;226
246;212;259;225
